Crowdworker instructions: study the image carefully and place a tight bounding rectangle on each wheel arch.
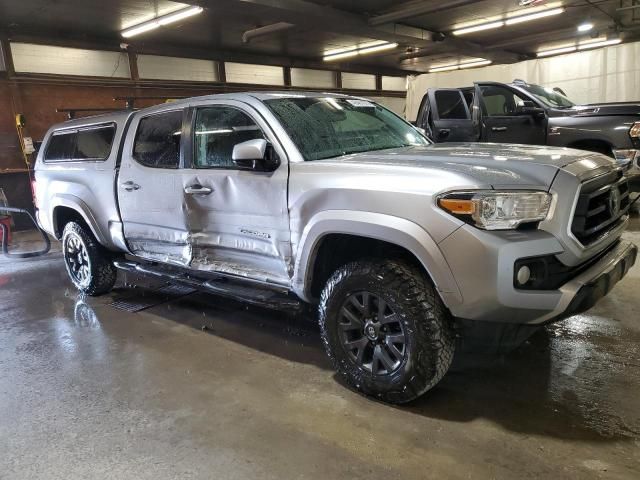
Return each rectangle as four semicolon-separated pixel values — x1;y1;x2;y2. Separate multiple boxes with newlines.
566;138;614;157
51;195;108;245
292;210;462;306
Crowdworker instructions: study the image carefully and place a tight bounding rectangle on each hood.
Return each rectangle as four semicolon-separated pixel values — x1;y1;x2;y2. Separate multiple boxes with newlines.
331;143;616;189
568;102;640;117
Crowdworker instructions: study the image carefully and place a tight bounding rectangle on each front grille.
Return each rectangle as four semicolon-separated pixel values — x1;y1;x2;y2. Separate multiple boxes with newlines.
571;170;630;245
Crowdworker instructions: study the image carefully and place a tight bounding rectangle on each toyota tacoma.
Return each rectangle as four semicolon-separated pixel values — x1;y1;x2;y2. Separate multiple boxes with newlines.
34;92;637;403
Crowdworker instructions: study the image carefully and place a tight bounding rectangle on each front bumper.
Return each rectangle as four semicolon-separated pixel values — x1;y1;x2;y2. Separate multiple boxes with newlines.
557;240;637;320
439;224;637;325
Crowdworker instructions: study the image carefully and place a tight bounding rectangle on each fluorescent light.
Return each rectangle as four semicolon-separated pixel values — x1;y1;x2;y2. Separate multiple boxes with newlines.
429;59;491;73
578;22;594;32
158;6;203;25
428;64;460;73
323;50;359;61
537;45;577;57
505;7;564;25
578;38;621;50
122;5;204;38
453;21;504;36
359;42;398;54
452;6;564;35
324;46;357;56
459;59;492;68
122;22;160;38
358;41;390;49
323;42;397;61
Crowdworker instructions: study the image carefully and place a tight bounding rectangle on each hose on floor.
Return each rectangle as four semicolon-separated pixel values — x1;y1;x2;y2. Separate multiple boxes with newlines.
0;206;51;258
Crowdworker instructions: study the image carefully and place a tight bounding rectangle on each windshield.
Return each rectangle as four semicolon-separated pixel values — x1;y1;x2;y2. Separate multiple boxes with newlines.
263;96;429;161
519;84;575;108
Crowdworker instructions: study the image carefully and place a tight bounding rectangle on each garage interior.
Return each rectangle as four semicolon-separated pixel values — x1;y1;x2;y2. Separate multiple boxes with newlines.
1;1;640;478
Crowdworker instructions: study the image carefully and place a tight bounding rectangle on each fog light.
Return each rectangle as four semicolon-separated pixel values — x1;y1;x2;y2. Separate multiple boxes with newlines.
516;265;531;286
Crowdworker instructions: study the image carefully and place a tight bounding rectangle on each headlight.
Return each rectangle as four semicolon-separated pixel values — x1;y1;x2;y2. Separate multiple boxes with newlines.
630;122;640;139
438;191;552;230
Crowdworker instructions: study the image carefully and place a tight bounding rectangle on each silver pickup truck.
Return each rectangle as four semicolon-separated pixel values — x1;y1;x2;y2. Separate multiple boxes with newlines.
34;92;637;403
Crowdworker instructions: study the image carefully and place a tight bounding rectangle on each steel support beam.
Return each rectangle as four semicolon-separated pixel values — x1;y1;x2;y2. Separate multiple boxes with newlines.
198;0;521;64
368;0;478;26
7;32;415;76
242;22;295;43
200;0;435;46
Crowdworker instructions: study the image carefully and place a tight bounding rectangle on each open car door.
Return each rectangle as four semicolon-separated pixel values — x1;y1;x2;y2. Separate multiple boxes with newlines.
476;83;547;145
417;89;477;143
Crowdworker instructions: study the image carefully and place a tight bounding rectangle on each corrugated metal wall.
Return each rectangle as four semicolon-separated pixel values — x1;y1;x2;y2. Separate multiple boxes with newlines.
137;54;219;82
225;62;285;86
342;72;376;90
290;68;335;88
11;43;131;78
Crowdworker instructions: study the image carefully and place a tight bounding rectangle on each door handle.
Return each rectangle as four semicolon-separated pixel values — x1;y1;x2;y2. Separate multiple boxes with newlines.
492;126;508;132
184;184;213;195
438;129;450;138
121;181;140;191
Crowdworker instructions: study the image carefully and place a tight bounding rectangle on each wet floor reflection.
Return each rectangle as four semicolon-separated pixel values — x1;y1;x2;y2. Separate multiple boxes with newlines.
2;233;639;464
104;273;640;443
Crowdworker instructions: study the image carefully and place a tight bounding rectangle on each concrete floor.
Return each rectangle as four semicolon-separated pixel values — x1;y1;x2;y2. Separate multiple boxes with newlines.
1;219;639;479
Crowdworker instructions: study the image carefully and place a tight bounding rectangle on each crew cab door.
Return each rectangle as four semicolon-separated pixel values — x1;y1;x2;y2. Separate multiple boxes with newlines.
118;106;191;265
476;83;547;145
417;89;477;142
179;99;291;286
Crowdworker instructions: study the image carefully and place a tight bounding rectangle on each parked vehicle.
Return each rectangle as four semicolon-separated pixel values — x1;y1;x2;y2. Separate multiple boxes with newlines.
34;92;637;403
415;79;640;189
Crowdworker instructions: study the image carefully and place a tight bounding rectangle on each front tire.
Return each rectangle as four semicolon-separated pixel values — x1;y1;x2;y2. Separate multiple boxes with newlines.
62;222;116;296
318;259;455;404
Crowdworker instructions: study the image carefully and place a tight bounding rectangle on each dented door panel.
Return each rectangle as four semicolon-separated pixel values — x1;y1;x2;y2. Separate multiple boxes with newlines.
181;99;292;286
118;107;192;265
179;170;291;285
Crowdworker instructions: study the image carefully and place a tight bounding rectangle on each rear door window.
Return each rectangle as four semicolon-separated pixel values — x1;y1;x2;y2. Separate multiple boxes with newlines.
44;123;115;162
44;132;76;161
74;125;116;160
133;110;183;169
434;90;470;119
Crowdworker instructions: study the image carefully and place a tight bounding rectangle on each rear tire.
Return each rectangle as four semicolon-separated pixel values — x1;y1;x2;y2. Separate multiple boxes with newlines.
62;222;116;296
318;259;455;404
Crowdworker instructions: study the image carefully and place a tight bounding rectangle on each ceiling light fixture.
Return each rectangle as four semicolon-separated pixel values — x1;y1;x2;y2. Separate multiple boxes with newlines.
577;38;621;50
505;7;564;25
537;37;622;57
453;6;564;35
537;45;577;57
122;5;204;38
429;59;492;73
453;21;504;36
577;22;594;32
428;64;460;73
323;41;398;61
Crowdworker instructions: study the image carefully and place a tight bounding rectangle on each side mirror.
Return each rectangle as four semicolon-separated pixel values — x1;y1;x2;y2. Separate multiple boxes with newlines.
232;138;279;172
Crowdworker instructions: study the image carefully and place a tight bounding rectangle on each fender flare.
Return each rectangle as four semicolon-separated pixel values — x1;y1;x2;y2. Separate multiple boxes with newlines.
50;194;109;245
565;138;614;154
292;210;463;306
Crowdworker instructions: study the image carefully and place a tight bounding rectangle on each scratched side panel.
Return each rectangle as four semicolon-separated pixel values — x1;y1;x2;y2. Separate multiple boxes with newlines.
179;167;292;286
118;148;192;266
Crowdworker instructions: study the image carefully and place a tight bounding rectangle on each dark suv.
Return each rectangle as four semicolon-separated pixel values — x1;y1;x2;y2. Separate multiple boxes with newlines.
416;80;640;189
